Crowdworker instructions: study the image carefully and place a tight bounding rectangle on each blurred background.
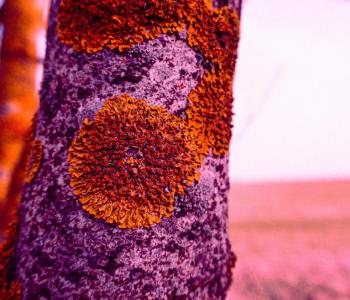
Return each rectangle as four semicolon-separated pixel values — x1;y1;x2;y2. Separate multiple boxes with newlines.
228;0;350;299
0;0;349;299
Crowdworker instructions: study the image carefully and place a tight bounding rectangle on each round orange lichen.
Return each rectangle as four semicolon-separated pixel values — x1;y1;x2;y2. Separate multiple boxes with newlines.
24;139;43;184
57;0;240;157
68;95;202;228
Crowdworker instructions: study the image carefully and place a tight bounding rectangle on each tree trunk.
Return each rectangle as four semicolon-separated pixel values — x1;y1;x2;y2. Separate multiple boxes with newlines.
3;0;241;298
0;0;44;233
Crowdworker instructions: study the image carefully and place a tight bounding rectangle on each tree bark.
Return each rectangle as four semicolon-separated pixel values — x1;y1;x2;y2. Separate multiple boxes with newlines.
2;0;241;298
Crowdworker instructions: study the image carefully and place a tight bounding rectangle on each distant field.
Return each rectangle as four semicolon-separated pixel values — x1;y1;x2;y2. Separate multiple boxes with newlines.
227;180;350;300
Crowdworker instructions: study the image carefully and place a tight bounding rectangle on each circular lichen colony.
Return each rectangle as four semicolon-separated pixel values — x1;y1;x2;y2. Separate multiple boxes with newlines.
68;95;202;228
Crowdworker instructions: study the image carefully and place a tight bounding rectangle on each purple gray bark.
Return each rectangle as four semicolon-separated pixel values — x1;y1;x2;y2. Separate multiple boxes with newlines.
13;1;241;299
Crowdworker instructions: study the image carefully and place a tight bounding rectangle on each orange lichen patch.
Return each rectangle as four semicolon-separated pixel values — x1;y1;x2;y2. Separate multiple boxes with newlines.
0;213;21;300
56;1;236;59
187;7;240;71
57;0;194;53
68;95;202;228
23;112;42;184
204;0;214;10
24;139;43;184
57;0;240;157
187;71;233;157
186;9;240;154
186;9;240;155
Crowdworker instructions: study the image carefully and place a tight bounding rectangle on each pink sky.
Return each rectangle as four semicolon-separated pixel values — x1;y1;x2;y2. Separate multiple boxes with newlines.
230;0;350;181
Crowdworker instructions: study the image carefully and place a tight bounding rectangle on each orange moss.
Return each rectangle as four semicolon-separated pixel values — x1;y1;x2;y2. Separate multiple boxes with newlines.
68;95;202;228
57;0;240;157
24;139;43;184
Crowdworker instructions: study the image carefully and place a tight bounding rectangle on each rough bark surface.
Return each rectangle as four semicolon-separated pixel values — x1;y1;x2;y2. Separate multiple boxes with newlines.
11;0;240;299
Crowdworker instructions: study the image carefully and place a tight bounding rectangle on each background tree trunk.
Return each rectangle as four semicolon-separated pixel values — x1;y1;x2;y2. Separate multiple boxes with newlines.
0;0;45;234
3;0;241;298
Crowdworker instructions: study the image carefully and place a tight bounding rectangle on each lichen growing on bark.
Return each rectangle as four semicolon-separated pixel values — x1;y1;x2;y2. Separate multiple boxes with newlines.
57;0;192;53
68;95;202;228
187;8;240;156
57;0;240;156
22;113;43;184
24;140;43;184
187;68;235;157
12;0;241;298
